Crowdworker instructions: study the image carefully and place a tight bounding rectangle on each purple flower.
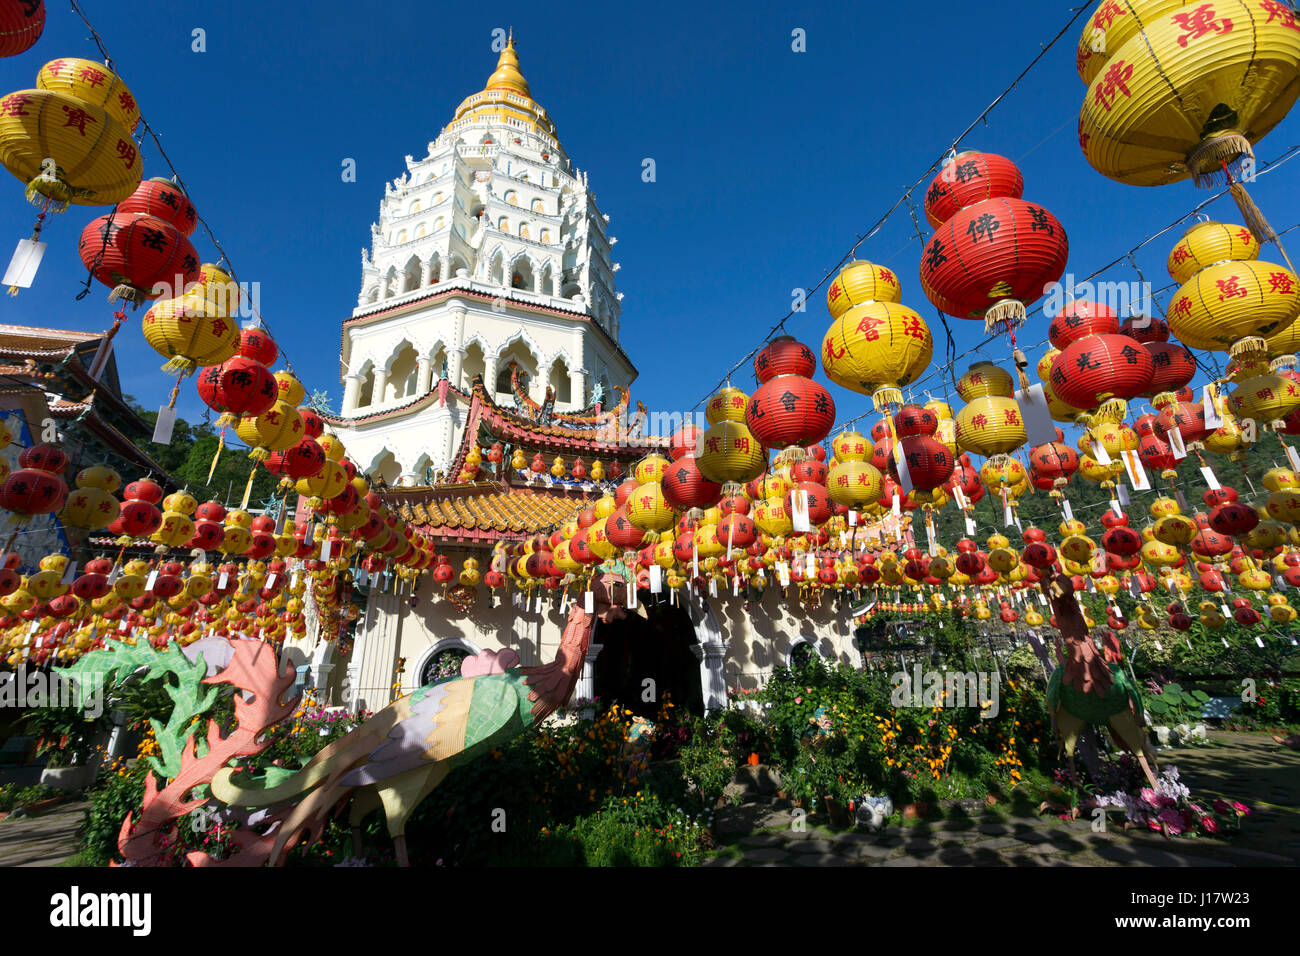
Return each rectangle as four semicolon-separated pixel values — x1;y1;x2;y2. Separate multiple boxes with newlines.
1158;808;1185;834
1212;798;1233;815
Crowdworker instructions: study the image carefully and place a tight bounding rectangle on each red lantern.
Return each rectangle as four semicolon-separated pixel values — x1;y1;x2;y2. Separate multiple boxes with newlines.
920;197;1068;329
754;335;816;383
123;478;164;504
662;455;722;510
606;507;646;550
265;438;326;482
78;213;200;305
0;1;45;58
889;436;953;491
117;498;162;538
716;512;756;548
300;407;324;440
1047;300;1119;348
1049;334;1153;409
117;177;197;235
236;326;278;366
745;372;836;449
1140;342;1197;397
1137;433;1177;473
1122;314;1170;344
1028;435;1079;489
785;481;832;526
197;356;278;424
893;404;939;437
1155;400;1212;446
923;151;1024;228
17;443;67;474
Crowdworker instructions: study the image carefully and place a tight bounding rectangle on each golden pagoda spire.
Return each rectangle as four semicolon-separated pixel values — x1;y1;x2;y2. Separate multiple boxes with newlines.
485;28;530;97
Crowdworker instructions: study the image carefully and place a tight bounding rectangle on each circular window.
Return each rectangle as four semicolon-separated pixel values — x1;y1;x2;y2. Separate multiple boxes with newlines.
420;647;470;685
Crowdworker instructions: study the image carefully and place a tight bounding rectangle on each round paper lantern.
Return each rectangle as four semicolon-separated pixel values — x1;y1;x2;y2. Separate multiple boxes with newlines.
1048;299;1121;348
197;355;278;425
831;430;871;462
745;373;835;450
1168;220;1259;283
0;1;44;58
891;436;954;491
697;421;766;484
821;301;933;408
77;212;200;305
60;483;117;530
236;401;304;459
920;197;1068;330
668;424;704;461
1029;435;1081;489
1230;372;1300;422
1166;258;1300;356
1142;341;1197;396
1077;0;1300;187
785;482;832;527
752;497;793;536
627;481;675;532
117;176;198;236
826;260;902;319
1049;333;1154;408
705;386;748;425
955;396;1027;456
923;150;1025;228
0;80;141;209
662;455;722;510
142;264;241;373
827;459;883;508
754;335;816;383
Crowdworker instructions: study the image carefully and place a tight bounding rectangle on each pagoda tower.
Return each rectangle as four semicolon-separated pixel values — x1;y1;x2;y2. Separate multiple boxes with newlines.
329;33;636;485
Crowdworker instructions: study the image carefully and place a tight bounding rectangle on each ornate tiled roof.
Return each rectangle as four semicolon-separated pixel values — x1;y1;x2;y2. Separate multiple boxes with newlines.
386;483;584;543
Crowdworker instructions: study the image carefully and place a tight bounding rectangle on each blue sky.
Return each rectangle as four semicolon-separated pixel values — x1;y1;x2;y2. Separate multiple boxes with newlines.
3;0;1299;446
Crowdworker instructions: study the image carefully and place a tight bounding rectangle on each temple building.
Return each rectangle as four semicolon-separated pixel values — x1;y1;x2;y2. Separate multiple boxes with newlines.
314;37;858;718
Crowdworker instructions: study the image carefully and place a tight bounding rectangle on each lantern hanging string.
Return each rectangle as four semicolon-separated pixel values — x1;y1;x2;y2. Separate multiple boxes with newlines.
685;3;1095;414
824;144;1300;435
66;0;325;422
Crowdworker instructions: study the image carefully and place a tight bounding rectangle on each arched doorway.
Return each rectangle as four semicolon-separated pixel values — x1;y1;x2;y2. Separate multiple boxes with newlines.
592;597;704;719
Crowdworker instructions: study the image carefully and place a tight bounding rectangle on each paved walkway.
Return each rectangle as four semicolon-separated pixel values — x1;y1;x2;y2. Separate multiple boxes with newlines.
0;801;86;867
704;731;1300;867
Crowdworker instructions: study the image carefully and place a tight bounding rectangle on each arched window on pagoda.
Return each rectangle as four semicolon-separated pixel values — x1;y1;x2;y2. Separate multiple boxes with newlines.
548;357;571;405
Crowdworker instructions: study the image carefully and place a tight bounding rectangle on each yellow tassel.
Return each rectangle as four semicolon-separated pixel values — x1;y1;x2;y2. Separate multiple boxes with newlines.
24;177;70;212
206;432;225;484
239;467;257;510
160;355;197;375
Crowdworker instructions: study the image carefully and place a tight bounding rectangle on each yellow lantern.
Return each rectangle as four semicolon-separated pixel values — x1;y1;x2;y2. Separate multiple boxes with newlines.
510;448;527;470
705;386;749;425
296;460;347;503
821;301;932;409
550;456;566;478
957;361;1015;400
236;401;304;459
274;370;306;407
633;454;671;484
0;79;142;209
1078;0;1300;187
826;260;903;319
831;430;871;462
955;396;1026;457
627;481;675;532
60;484;118;530
1167;220;1260;283
1166;259;1300;357
753;497;793;536
826;459;883;508
142;264;241;373
1230;372;1300;423
697;421;766;484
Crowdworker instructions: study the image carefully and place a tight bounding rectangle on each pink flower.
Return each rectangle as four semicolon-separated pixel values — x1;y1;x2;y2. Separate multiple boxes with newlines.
1201;816;1219;834
1139;788;1160;808
794;697;802;704
1213;798;1233;815
1158;808;1185;834
1146;817;1163;832
1232;801;1251;817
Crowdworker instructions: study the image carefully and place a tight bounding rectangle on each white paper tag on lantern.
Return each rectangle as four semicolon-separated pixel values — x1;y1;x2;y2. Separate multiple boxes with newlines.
1222;636;1230;648
61;561;77;586
266;573;277;589
709;578;718;598
891;491;901;518
3;237;46;289
584;591;594;614
1200;466;1221;490
848;510;858;527
1037;591;1047;606
1220;602;1231;617
892;443;914;495
839;531;849;548
1121;452;1150;492
1168;426;1187;460
791;489;811;533
952;485;968;511
1285;444;1300;473
1003;501;1014;527
118;618;130;633
732;575;740;596
1062;499;1074;521
1093;441;1113;466
321;539;333;561
1015;384;1058;447
627;584;637;609
145;570;158;592
1110;499;1124;517
777;562;790;587
964;515;977;537
1175;489;1188;511
152;405;177;445
1256;635;1266;648
1154;640;1163;650
1202;385;1223;428
805;554;816;579
649;565;663;593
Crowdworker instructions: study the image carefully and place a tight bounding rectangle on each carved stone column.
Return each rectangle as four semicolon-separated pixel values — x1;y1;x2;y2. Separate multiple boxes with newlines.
576;643;603;720
568;367;587;409
447;347;465;388
416;356;433;394
371;368;389;406
484;355;500;395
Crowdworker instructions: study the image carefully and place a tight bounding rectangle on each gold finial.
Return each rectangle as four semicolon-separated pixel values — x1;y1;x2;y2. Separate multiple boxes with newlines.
485;28;530;97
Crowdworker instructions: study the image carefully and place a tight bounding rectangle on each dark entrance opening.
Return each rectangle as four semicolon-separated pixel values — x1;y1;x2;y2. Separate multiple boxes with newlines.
592;593;704;719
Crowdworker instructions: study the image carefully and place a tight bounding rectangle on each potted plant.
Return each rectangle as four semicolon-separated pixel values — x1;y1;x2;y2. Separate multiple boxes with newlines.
19;704;111;791
1143;682;1211;747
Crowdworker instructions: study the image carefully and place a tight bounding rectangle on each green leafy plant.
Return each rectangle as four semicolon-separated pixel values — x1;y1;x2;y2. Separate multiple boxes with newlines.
1143;682;1211;726
678;717;734;809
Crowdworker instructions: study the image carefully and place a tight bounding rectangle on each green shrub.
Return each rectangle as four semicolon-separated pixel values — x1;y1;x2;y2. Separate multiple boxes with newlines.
79;768;146;866
536;793;704;866
678;719;735;810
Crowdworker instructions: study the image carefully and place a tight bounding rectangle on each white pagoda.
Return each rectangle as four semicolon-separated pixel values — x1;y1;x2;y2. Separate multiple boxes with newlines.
329;32;636;485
